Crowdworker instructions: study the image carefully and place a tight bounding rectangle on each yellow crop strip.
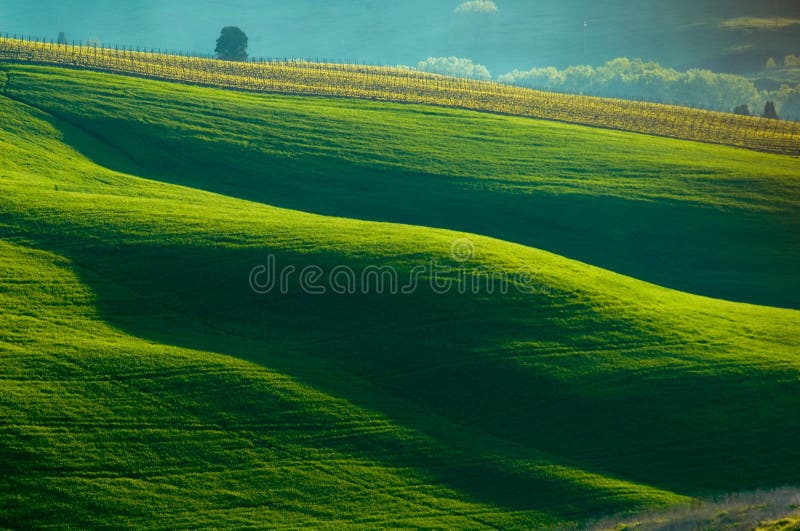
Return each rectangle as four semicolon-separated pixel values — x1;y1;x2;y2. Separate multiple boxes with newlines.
1;37;798;155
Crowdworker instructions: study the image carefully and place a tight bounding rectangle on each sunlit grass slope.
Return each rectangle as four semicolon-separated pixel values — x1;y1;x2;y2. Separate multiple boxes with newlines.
1;65;799;528
3;64;799;308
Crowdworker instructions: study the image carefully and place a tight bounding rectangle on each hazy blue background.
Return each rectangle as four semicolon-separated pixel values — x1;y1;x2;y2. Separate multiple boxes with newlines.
2;1;798;75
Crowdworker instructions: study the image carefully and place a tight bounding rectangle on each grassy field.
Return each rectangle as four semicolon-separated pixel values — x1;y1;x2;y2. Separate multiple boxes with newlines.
1;64;799;528
590;487;800;530
3;64;799;308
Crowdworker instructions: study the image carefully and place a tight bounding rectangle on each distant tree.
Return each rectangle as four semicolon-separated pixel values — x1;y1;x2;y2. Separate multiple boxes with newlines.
57;32;67;45
765;57;778;70
215;26;248;61
785;54;800;68
763;100;779;119
733;104;751;116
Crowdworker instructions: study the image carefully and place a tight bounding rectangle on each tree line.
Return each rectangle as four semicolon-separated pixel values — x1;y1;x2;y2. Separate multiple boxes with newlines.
499;58;800;121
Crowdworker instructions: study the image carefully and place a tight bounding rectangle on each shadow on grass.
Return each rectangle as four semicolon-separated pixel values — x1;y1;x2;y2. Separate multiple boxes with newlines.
6;228;797;519
42;108;800;310
5;88;800;520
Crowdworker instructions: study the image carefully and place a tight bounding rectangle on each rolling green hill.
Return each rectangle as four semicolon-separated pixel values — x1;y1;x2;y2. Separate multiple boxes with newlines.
3;64;799;308
1;64;799;528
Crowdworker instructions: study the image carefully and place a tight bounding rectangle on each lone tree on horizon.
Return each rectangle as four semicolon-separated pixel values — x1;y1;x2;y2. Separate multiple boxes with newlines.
215;26;248;61
763;101;779;120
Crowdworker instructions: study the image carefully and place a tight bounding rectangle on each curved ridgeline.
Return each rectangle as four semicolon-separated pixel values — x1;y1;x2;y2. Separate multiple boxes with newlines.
1;36;798;156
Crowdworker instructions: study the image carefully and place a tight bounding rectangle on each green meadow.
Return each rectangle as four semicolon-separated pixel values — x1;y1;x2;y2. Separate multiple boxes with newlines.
1;64;799;528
